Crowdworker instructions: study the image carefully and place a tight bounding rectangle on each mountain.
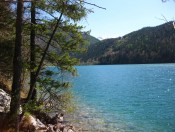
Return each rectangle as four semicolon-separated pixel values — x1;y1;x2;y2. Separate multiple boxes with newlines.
82;33;100;45
79;22;175;64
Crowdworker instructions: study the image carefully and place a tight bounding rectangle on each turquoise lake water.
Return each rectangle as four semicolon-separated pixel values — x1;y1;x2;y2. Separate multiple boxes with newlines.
72;64;175;132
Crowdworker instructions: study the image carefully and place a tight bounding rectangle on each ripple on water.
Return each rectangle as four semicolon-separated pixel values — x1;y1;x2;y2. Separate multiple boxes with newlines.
65;103;148;132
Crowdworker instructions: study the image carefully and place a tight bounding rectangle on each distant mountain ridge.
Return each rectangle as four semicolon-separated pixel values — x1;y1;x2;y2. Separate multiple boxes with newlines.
79;22;175;64
82;32;100;45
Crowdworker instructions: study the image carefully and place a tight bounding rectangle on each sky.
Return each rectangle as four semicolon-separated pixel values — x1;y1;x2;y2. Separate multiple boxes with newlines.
80;0;175;39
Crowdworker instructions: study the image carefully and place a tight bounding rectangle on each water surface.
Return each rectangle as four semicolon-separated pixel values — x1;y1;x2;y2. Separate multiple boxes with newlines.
72;64;175;131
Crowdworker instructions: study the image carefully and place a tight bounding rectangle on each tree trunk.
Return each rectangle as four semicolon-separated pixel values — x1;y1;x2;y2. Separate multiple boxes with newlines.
26;12;63;102
29;0;36;100
10;0;23;131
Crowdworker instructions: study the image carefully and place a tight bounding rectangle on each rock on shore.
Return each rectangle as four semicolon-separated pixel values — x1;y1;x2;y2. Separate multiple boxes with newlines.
0;89;11;113
20;113;76;132
0;89;77;132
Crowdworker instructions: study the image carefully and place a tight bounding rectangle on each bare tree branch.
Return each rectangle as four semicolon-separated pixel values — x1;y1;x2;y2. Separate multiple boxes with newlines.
155;14;168;22
82;1;106;10
161;14;168;22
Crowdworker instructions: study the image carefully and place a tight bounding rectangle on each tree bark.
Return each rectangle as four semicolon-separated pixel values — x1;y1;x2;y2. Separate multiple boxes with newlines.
29;0;36;100
10;0;23;131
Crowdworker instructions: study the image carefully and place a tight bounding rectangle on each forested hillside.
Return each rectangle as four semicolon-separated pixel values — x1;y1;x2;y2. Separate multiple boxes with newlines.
83;33;100;45
79;22;175;64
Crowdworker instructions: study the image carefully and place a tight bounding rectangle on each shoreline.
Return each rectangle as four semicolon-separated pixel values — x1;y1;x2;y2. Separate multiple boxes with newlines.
64;104;120;132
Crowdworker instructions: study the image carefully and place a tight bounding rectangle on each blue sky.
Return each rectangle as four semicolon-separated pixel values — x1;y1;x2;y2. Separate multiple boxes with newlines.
80;0;175;39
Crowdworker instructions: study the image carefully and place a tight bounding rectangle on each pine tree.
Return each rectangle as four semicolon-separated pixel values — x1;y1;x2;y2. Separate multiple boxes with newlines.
10;0;23;131
26;0;91;106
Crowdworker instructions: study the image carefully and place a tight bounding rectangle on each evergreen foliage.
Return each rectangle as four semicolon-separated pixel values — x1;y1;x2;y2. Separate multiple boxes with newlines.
0;0;92;131
0;2;14;77
80;22;175;64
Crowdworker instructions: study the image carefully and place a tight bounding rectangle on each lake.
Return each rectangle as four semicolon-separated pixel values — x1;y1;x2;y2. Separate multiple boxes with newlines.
71;64;175;131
